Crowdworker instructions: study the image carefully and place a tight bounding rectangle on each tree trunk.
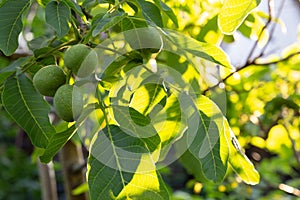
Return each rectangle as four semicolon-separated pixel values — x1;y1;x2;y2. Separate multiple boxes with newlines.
37;160;58;200
59;140;87;200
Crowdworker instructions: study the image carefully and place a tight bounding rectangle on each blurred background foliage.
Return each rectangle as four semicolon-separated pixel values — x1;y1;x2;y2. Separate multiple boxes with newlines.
0;0;300;199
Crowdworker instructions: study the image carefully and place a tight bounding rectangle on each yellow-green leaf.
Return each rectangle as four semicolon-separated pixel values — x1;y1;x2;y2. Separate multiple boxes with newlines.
218;0;261;34
224;119;260;185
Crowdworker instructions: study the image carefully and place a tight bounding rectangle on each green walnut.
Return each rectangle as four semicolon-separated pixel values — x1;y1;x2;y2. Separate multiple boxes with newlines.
64;44;98;77
33;65;66;97
53;84;83;122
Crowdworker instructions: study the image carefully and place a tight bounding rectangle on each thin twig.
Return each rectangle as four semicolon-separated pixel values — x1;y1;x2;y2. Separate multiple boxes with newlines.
245;0;275;64
253;51;300;65
254;0;286;59
202;0;292;94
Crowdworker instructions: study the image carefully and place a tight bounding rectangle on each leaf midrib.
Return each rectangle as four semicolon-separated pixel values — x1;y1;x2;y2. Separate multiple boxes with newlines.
16;77;50;142
5;0;30;52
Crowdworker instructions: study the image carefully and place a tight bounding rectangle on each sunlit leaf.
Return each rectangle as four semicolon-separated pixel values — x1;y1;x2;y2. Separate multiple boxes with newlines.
0;0;31;55
175;94;229;182
130;82;166;115
2;74;55;148
164;30;232;68
223;119;260;185
87;125;166;199
112;106;160;148
218;0;261;34
191;95;229;182
116;162;170;199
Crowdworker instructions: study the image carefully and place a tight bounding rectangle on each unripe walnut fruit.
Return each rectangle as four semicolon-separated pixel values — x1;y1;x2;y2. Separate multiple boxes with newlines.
33;65;66;97
64;44;98;77
53;84;83;122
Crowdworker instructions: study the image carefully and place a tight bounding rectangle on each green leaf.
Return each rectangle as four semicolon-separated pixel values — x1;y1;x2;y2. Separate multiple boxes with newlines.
45;1;71;38
130;82;166;116
180;149;209;182
112;106;160;150
177;95;229;182
218;0;261;34
62;0;83;16
92;12;127;37
152;93;186;146
88;125;167;199
116;167;170;199
0;57;28;85
40;125;77;163
195;96;230;182
164;30;232;68
121;16;148;31
2;74;55;148
223;119;260;185
138;0;163;27
0;0;31;56
153;0;178;27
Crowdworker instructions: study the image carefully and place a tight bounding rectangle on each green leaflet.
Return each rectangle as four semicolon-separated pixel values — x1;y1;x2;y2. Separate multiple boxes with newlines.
45;1;71;38
164;30;232;68
218;0;261;34
177;94;229;182
223;119;260;185
62;0;83;16
112;106;160;149
88;155;169;200
0;0;31;56
0;58;28;85
40;125;77;163
92;12;127;37
2;74;56;148
87;125;168;199
153;0;178;27
138;0;163;27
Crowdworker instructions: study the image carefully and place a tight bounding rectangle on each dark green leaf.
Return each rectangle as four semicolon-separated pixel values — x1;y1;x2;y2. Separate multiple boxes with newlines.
138;0;163;27
92;12;127;37
40;125;77;163
0;57;28;85
153;0;178;27
121;16;148;31
2;74;56;148
0;0;31;55
180;149;209;182
63;0;84;16
45;1;71;38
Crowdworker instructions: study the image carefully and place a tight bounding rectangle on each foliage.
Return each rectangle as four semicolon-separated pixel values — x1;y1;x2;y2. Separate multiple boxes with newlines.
0;0;299;199
0;114;41;200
